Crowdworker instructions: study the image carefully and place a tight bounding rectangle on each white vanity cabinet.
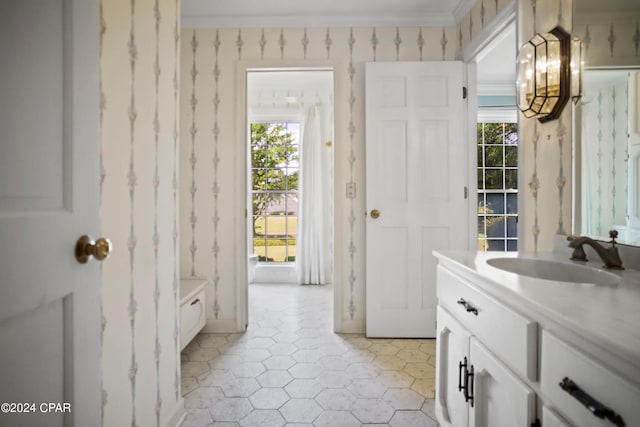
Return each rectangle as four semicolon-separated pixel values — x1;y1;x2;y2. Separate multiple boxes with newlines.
436;265;537;427
541;330;640;427
435;251;640;427
542;406;571;427
180;278;207;350
436;306;471;427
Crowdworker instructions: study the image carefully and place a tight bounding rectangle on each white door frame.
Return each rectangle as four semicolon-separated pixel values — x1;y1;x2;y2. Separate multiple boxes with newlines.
234;61;338;332
461;0;517;249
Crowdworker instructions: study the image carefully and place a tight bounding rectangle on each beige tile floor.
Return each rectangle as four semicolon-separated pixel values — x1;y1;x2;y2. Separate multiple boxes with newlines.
181;283;439;426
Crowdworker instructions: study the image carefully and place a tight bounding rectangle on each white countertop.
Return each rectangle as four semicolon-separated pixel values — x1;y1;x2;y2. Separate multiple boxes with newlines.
433;250;640;378
180;277;207;304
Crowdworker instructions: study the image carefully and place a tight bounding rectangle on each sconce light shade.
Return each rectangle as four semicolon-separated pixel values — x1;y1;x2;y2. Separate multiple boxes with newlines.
516;26;571;123
570;36;584;104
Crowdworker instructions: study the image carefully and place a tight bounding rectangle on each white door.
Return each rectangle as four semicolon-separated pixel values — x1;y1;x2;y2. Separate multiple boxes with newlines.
435;306;470;427
468;338;536;427
0;1;101;426
365;62;469;337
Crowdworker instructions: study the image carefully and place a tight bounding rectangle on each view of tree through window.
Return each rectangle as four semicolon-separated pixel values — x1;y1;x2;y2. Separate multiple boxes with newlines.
251;122;299;262
477;122;518;251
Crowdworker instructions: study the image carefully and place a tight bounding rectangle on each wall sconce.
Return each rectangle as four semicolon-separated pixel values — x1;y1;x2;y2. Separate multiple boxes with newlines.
516;26;582;123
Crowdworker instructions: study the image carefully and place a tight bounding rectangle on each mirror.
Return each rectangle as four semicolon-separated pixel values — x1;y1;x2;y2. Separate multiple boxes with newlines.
573;0;640;246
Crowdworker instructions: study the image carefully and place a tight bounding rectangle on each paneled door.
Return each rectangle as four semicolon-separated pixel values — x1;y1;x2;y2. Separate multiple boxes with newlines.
365;62;468;337
0;1;102;426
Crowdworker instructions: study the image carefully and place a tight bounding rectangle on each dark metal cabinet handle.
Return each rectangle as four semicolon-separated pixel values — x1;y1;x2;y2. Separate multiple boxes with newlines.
457;357;475;407
458;357;468;393
190;298;200;306
457;298;479;316
559;377;625;427
465;364;475;407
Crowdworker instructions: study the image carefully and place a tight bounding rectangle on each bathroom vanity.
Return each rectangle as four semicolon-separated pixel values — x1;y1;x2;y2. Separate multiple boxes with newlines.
180;277;207;350
433;250;640;427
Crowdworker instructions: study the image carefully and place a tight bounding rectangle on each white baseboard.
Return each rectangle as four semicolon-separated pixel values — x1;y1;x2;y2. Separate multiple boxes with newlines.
165;398;185;427
338;318;365;334
203;318;240;333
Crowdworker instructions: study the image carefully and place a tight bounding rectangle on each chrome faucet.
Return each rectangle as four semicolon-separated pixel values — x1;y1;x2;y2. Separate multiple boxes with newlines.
566;230;624;270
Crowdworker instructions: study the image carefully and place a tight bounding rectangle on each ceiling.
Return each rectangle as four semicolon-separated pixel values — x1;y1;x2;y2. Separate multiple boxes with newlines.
182;0;476;28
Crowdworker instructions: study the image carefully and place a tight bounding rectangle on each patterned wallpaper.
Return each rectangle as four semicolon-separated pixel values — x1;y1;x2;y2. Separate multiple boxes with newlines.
458;0;516;51
514;0;574;253
574;7;640;68
101;0;182;426
179;25;462;333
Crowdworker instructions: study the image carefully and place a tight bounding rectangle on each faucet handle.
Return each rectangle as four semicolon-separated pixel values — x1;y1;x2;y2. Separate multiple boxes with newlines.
609;229;618;245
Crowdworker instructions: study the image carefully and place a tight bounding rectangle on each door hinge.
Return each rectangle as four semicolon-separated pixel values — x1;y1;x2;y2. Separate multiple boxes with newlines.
464;186;468;199
463;86;468;99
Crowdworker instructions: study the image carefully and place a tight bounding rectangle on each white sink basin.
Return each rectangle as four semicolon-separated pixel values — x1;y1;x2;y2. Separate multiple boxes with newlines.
486;257;621;286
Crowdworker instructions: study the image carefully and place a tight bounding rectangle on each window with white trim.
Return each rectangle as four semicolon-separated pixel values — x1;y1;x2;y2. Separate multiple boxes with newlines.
477;118;518;251
250;121;300;263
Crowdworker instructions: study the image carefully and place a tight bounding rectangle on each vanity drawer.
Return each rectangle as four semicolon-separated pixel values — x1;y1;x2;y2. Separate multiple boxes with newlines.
542;406;571;427
437;265;537;381
180;278;207;350
541;330;640;427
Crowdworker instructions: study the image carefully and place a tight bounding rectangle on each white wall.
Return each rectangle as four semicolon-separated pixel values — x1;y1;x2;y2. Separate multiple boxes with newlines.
101;0;183;425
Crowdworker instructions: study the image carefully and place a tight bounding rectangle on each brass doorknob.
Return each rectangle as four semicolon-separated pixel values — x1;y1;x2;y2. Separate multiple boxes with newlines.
370;209;380;219
75;235;112;264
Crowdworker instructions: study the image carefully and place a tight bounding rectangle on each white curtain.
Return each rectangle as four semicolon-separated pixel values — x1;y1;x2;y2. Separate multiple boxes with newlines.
296;105;332;284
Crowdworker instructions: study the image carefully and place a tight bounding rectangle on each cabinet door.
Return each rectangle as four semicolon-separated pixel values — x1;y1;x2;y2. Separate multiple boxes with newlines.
542;406;571;427
436;306;470;427
469;337;536;427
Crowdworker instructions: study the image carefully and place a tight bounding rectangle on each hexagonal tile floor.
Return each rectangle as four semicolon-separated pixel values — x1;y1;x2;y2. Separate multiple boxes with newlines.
181;283;439;426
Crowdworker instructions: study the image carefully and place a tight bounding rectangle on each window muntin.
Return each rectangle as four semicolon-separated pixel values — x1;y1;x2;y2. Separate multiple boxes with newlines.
477;121;518;252
250;122;300;262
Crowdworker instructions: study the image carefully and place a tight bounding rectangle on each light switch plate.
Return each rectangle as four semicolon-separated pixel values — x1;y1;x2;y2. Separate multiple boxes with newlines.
346;182;356;199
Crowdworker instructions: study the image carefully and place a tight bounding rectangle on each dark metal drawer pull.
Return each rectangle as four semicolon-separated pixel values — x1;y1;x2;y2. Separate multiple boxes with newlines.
457;298;478;316
559;377;625;427
190;298;200;306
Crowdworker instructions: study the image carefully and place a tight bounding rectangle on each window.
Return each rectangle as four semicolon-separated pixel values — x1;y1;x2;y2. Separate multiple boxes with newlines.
477;121;518;251
250;122;300;262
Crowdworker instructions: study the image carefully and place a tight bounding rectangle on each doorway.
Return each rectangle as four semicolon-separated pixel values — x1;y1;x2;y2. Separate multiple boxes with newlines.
468;13;518;252
244;69;335;323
